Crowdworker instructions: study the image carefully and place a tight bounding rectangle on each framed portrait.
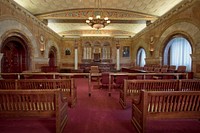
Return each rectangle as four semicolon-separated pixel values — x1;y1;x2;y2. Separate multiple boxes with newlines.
65;49;71;55
122;46;130;57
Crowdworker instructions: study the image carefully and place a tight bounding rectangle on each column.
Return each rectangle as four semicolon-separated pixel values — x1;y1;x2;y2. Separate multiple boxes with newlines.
74;40;78;70
116;43;120;71
0;53;3;78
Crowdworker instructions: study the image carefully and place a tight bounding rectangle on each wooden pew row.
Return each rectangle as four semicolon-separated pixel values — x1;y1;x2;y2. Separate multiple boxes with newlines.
0;89;68;133
132;90;200;133
0;79;77;108
108;72;188;96
0;72;187;97
120;79;200;109
120;79;179;109
0;72;92;97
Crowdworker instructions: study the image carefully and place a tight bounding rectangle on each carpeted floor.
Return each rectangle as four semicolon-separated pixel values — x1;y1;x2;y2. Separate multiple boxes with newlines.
0;78;200;133
63;78;135;133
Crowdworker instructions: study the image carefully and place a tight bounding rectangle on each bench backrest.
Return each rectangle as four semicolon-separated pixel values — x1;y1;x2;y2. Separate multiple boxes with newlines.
0;89;68;133
142;90;200;118
18;79;74;98
0;79;16;89
125;79;200;95
132;90;200;133
125;79;179;94
179;79;200;91
0;79;74;93
0;89;61;116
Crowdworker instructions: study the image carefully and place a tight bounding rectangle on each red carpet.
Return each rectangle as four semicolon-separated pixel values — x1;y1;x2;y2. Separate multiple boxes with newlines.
0;78;200;133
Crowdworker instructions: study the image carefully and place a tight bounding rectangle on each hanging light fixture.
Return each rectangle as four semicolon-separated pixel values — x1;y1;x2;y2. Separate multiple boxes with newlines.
86;0;111;30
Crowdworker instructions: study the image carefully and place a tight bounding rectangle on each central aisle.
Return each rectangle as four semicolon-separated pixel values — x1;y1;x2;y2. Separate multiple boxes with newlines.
63;78;135;133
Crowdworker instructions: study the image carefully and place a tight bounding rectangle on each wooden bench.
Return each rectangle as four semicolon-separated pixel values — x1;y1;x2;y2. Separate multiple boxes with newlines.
120;79;179;109
108;72;188;96
0;89;68;133
132;90;200;133
120;79;200;109
0;79;77;108
179;79;200;91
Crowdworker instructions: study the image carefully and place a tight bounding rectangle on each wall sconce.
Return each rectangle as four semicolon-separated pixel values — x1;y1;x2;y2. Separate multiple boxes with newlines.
149;48;154;56
116;40;120;49
40;48;45;55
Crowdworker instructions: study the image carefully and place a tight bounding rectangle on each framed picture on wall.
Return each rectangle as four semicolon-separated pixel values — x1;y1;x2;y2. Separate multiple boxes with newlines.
65;49;71;55
122;46;130;57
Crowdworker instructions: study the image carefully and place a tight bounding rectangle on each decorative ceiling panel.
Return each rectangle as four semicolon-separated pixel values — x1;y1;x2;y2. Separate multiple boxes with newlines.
13;0;184;38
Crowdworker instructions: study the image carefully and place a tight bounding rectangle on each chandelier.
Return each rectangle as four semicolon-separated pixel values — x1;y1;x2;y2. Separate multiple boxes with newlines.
86;0;111;30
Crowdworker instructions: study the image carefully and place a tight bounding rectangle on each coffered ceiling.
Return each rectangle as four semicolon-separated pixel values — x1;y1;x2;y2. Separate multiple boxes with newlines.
13;0;184;38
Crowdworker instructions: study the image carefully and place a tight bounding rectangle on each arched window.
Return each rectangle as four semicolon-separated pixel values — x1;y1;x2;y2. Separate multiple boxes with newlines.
136;48;146;67
163;37;192;71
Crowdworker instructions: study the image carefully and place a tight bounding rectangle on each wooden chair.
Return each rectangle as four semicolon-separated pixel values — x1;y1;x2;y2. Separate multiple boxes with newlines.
176;66;187;79
153;67;160;72
90;66;100;73
176;65;186;72
113;75;128;89
99;72;110;89
160;67;168;73
168;65;176;72
90;66;100;81
158;67;169;79
147;67;154;72
161;65;169;68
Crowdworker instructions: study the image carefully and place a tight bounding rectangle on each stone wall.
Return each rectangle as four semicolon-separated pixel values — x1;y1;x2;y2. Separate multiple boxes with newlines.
1;0;200;78
0;0;61;71
131;0;200;78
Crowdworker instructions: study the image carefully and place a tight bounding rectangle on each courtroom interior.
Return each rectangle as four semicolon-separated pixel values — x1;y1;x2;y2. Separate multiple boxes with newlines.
0;0;200;133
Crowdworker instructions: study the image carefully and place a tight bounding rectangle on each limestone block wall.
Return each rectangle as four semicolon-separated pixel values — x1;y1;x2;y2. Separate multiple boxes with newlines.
60;37;132;69
0;0;62;71
131;0;200;78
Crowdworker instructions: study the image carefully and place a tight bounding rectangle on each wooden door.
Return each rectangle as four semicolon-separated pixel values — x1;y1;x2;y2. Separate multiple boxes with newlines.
49;52;55;66
1;37;28;74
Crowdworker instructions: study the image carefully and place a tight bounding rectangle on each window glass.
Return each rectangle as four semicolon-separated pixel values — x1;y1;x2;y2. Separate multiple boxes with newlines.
136;48;146;67
163;37;192;71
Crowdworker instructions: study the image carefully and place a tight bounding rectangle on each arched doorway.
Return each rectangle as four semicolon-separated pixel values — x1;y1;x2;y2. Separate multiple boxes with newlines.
41;46;57;73
1;36;29;74
48;46;57;67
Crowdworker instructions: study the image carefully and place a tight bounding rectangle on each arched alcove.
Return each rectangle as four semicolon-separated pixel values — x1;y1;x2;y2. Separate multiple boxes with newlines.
1;35;29;78
48;46;57;67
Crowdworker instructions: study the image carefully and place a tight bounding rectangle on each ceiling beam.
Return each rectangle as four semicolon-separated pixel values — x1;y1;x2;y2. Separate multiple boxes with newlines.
47;19;147;24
